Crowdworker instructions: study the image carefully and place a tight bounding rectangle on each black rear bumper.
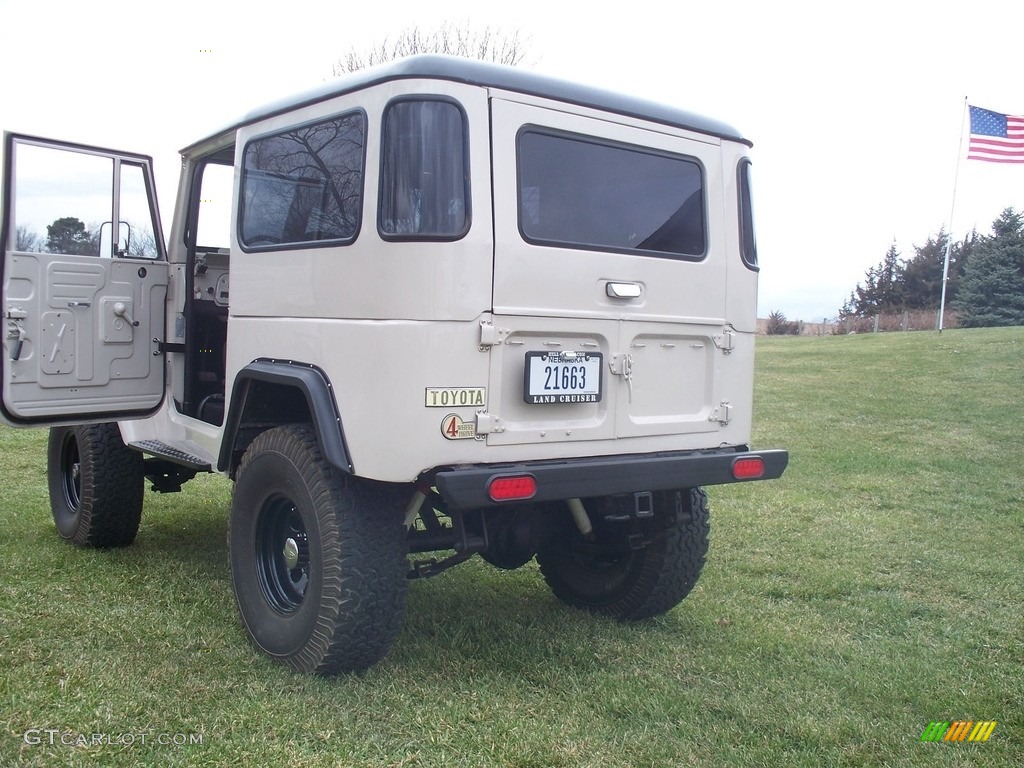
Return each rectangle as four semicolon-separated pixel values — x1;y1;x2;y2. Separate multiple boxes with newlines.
434;447;788;510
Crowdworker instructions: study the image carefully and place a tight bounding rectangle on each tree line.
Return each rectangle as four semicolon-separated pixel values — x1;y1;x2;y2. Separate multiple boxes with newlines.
17;216;156;259
841;207;1024;328
17;217;97;255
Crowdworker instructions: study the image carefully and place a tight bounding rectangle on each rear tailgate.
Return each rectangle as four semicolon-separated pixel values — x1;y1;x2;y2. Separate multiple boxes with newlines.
486;97;731;449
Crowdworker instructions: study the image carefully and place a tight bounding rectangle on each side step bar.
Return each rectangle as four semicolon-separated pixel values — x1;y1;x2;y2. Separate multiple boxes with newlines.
129;439;213;470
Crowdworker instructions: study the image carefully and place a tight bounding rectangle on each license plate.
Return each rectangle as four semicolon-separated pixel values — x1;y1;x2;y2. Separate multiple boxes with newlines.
524;351;602;404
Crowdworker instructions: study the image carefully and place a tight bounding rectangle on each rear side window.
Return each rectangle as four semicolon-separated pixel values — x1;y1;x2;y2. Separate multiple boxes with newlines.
738;158;758;270
517;129;705;258
240;111;366;249
379;98;469;239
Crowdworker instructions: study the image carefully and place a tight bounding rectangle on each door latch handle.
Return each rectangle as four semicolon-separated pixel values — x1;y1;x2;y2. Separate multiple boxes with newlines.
606;282;642;299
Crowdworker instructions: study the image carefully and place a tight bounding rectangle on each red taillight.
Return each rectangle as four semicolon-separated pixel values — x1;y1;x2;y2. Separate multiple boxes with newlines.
487;474;537;502
732;456;765;480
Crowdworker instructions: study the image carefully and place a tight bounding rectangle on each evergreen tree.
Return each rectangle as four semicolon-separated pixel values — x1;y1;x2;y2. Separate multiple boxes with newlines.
955;208;1024;327
850;242;904;314
766;310;798;335
900;229;974;310
45;217;95;256
840;229;976;318
902;232;945;309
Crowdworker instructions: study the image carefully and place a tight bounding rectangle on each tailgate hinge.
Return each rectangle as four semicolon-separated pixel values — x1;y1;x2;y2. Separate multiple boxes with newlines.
709;401;732;426
609;353;634;402
713;327;735;354
479;320;510;350
475;410;504;435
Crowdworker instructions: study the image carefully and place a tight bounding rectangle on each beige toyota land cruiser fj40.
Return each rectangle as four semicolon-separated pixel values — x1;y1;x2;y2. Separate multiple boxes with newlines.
2;56;787;673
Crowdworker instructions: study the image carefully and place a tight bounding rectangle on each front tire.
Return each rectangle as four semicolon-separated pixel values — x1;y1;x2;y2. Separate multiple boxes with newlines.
47;424;144;548
228;425;409;675
536;488;710;620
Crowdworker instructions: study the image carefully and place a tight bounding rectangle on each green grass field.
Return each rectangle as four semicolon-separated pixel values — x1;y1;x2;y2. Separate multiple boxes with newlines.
1;328;1021;767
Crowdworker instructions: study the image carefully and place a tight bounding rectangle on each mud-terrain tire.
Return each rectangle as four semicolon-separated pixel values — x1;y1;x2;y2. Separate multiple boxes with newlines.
228;425;409;675
536;488;710;620
47;424;145;548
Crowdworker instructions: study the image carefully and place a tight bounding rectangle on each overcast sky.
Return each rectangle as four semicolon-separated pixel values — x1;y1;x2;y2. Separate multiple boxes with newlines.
1;0;1021;321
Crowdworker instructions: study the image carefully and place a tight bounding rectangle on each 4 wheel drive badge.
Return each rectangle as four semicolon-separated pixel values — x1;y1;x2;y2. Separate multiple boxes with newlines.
441;413;476;440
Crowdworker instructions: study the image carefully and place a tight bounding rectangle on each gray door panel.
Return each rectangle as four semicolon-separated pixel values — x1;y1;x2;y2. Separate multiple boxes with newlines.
3;252;167;421
2;133;167;425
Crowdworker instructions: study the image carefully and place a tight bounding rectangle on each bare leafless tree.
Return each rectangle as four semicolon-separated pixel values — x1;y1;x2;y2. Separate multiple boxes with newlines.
15;225;40;252
126;225;159;258
334;22;530;75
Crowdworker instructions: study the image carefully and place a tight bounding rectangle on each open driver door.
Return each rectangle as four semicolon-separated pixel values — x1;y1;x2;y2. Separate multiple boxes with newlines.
1;133;168;426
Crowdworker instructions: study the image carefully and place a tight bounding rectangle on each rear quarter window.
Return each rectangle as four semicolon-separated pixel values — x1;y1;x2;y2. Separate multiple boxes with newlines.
517;128;706;259
379;98;469;239
239;111;366;250
738;158;758;270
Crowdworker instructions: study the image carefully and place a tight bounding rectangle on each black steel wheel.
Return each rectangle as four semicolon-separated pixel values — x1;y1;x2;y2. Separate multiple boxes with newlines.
228;425;409;675
47;424;144;548
536;488;710;620
254;496;311;613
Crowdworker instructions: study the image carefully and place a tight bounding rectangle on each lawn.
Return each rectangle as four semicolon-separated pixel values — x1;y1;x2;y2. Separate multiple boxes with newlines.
1;328;1021;767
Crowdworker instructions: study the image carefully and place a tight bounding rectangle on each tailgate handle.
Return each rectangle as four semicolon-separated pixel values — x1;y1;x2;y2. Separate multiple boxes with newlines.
606;282;642;299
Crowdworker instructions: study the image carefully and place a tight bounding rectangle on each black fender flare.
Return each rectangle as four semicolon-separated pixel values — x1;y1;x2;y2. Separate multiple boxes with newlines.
217;359;352;475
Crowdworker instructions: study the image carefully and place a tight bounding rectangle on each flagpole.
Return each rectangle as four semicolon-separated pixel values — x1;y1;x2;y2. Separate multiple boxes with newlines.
938;97;968;332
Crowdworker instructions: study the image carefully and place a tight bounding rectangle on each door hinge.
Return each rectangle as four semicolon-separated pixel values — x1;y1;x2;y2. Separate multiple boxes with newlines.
709;401;732;426
712;327;735;354
154;339;186;355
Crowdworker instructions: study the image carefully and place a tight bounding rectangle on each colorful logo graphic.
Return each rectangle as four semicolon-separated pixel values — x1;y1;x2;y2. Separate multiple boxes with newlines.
920;721;997;742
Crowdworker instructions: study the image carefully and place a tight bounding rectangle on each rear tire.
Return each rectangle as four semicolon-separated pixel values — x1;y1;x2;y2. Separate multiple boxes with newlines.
228;425;409;675
536;488;709;620
47;424;144;548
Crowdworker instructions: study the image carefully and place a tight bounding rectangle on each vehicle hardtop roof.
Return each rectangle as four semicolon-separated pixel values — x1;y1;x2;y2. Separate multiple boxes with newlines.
184;54;750;155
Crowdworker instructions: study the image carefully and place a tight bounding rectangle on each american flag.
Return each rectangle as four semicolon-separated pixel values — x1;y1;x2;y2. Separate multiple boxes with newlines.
967;105;1024;163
